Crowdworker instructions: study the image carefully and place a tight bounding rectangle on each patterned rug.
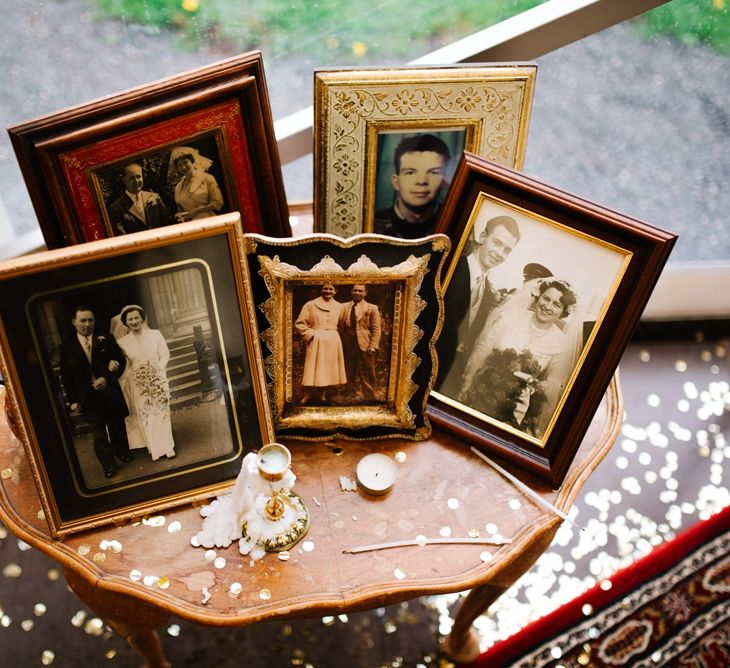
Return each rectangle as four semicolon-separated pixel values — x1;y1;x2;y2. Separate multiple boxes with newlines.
469;504;730;667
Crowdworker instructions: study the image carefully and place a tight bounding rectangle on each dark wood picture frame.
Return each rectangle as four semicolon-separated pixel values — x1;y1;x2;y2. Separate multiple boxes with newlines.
430;153;677;486
8;51;290;249
0;213;274;537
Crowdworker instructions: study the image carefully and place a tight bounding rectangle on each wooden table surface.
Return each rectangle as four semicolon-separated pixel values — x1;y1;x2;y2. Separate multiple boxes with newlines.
0;376;621;627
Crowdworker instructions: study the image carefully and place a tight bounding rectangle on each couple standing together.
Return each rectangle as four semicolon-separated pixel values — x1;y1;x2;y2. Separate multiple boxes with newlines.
60;305;175;479
437;215;582;437
295;284;382;405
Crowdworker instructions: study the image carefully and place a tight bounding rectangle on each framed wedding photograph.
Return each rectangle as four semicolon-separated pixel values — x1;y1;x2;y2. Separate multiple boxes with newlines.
431;153;677;486
0;213;274;537
244;233;450;440
313;64;536;237
8;51;290;249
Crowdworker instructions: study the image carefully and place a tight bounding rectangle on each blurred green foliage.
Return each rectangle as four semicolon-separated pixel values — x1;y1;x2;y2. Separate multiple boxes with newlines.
94;0;543;60
95;0;730;60
635;0;730;54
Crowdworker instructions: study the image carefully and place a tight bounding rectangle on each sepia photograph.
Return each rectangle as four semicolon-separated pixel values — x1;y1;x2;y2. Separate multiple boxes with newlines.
429;153;676;485
372;130;465;239
291;281;396;407
93;133;230;237
0;214;273;536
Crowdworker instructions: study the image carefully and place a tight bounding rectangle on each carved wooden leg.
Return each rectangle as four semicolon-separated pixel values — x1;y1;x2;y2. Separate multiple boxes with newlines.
444;583;507;663
444;520;562;663
63;568;172;668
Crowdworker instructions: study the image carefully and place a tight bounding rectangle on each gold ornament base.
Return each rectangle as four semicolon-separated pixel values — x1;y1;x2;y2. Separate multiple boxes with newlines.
243;491;310;553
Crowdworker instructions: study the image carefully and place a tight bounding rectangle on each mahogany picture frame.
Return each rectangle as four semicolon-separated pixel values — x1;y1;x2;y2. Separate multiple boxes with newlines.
8;51;290;249
430;152;677;486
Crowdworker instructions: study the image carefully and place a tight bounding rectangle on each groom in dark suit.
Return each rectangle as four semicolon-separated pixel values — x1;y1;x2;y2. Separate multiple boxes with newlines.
59;306;131;478
435;215;521;397
108;162;170;235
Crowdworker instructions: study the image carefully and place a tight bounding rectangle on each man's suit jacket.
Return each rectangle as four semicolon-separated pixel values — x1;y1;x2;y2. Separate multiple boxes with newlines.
59;334;128;418
108;191;169;235
338;300;382;351
436;254;498;392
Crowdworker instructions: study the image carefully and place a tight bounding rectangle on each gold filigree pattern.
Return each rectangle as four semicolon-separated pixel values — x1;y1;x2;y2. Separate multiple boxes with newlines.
256;251;432;435
314;66;536;236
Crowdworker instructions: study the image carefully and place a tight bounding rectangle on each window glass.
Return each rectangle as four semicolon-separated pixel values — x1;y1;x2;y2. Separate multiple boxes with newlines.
1;0;727;270
525;2;730;264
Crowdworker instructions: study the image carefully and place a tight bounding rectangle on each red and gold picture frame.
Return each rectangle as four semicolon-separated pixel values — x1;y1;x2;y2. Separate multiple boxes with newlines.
8;51;290;249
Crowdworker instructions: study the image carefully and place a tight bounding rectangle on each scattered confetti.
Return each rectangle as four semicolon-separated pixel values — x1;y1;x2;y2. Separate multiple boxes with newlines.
447;498;459;510
201;587;211;604
229;583;243;595
1;468;12;479
167;624;181;637
168;521;182;533
259;588;272;601
302;541;315;552
3;563;22;577
278;551;291;561
395;451;407;463
393;567;406;580
41;650;55;665
339;475;357;491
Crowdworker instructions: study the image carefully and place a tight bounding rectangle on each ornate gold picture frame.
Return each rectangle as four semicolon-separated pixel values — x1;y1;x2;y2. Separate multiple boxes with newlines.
243;233;450;440
313;64;536;237
0;213;274;537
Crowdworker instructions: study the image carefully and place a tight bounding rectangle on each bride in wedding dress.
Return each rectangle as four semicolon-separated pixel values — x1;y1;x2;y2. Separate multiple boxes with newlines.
117;305;176;461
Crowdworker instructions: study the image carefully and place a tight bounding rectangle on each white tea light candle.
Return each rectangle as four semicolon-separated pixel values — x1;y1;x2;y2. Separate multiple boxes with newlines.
356;454;397;495
257;443;291;481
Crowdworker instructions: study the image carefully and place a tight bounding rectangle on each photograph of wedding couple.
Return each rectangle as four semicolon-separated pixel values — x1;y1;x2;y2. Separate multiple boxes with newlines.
93;133;230;237
435;196;629;443
290;281;396;407
32;262;236;490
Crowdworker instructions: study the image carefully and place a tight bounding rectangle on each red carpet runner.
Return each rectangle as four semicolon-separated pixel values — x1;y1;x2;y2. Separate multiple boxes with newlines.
469;504;730;667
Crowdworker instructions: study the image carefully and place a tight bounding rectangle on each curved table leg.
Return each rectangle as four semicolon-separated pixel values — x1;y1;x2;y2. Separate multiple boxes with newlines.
444;521;561;663
63;568;172;668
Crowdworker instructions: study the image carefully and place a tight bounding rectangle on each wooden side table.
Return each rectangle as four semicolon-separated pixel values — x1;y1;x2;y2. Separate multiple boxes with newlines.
0;377;622;666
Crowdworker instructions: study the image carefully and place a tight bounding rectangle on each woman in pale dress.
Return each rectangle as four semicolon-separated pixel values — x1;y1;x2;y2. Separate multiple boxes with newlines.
294;283;347;404
460;279;582;438
117;305;175;460
168;146;224;222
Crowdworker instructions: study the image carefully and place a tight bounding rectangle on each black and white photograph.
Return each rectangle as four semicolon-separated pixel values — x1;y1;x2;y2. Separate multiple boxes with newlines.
0;214;273;536
33;264;234;489
435;194;627;442
372;129;465;238
290;281;396;407
93;133;230;237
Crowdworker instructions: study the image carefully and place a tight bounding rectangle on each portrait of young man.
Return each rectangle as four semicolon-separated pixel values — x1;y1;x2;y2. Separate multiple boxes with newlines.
373;130;465;239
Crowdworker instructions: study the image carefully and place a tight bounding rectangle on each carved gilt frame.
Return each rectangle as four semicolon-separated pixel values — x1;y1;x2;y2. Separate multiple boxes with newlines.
313;64;537;236
244;234;450;441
